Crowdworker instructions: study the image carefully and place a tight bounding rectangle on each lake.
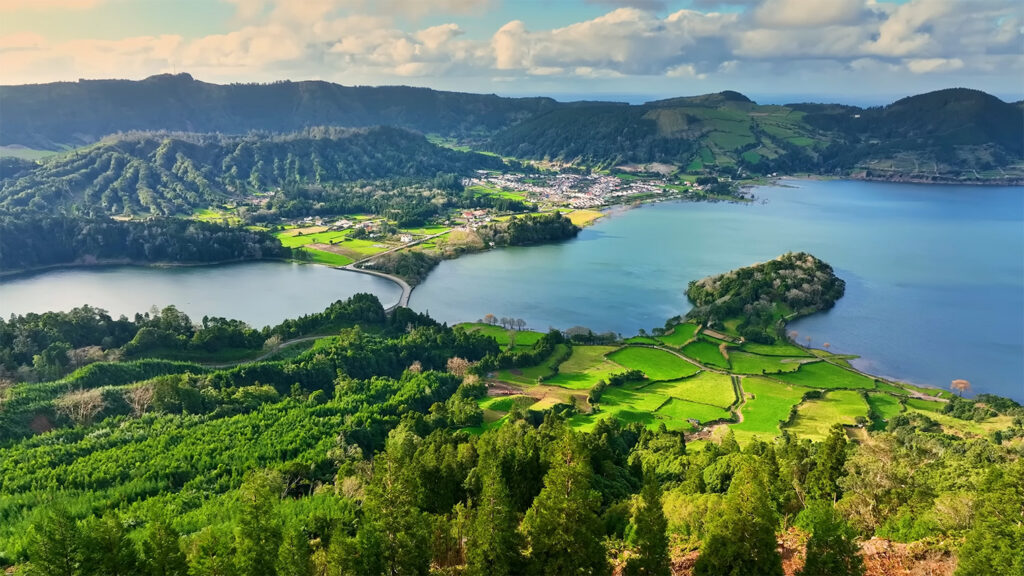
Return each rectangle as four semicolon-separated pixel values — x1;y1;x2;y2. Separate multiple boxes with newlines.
1;179;1021;400
0;261;403;329
411;179;1024;400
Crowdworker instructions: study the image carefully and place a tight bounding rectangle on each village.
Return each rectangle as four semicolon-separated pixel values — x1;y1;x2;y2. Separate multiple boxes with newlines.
464;171;685;208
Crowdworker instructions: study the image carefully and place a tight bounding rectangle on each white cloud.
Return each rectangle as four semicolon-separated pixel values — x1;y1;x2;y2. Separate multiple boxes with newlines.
904;57;963;74
753;0;867;28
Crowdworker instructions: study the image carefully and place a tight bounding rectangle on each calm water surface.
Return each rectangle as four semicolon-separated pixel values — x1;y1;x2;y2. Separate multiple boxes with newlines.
411;180;1024;400
0;261;402;329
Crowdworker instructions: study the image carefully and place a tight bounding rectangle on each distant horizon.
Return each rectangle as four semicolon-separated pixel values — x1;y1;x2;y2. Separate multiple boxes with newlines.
4;71;1021;109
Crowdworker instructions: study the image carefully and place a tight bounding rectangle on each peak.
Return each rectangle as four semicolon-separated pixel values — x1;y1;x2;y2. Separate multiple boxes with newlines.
645;91;754;107
142;73;195;83
890;87;1006;108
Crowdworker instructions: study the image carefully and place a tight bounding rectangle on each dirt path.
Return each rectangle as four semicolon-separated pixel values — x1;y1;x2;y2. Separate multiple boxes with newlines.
201;335;324;369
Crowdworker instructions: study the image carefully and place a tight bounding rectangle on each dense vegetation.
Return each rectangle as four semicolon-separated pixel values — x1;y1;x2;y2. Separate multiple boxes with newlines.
0;294;1021;575
0;73;559;148
0;215;290;273
362;212;579;285
685;252;846;343
0;128;506;217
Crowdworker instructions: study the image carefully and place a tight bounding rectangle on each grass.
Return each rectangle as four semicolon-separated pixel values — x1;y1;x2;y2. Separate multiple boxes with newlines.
0;145;58;160
625;336;659;345
607;347;700;381
457;323;543;351
901;383;955;400
496;343;570;385
655;398;732;426
641;371;736;409
785;390;869;442
656;323;699;347
739;342;812;357
905;397;945;413
904;409;1014;438
567;210;604;226
866;393;904;424
544;346;626;390
299;248;353;267
727;351;808;375
776;361;879;390
681;338;730;369
728;376;808;443
873;380;909;395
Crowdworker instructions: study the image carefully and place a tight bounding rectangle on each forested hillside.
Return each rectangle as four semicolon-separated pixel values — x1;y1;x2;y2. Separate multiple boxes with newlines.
0;127;506;217
0;73;558;148
0;294;1021;575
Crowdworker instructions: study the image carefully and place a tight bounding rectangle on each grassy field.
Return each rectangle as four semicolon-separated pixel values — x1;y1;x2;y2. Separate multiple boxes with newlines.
457;323;544;350
901;383;955;400
567;210;604;226
496;343;570;385
785;390;869;441
728;376;808;443
625;336;659;345
681;338;730;369
656;323;699;347
299;248;353;267
608;347;700;381
739;341;812;357
641;371;736;409
905;397;945;412
570;386;728;433
775;361;878;390
655;398;732;426
544;346;626;390
866;393;904;424
727;351;807;375
904;408;1015;438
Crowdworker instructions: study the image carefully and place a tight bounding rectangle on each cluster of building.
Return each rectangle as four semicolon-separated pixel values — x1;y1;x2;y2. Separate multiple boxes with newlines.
466;172;675;208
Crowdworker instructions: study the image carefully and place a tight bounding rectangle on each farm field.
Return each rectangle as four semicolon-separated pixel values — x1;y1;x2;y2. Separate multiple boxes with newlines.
496;343;570;385
544;346;626;390
784;390;868;441
681;337;729;369
775;360;878;389
739;341;812;357
655;323;699;347
727;351;807;375
640;371;736;408
608;347;699;381
456;323;544;350
567;210;604;226
727;376;808;444
865;393;904;424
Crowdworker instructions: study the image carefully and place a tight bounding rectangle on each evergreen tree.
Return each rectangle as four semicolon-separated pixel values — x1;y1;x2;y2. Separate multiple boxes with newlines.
955;461;1024;576
521;433;610;576
79;512;138;576
276;523;314;576
140;518;188;576
624;471;670;576
357;427;431;576
187;525;237;576
805;424;848;502
233;471;284;576
694;461;783;576
25;504;81;576
465;457;523;576
795;501;864;576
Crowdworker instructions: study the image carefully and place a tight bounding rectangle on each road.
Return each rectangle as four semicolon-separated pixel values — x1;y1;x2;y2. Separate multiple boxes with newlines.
336;229;452;312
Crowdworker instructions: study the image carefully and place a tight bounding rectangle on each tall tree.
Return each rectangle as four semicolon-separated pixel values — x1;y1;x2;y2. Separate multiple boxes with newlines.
276;523;314;576
694;461;783;576
521;433;609;576
233;471;284;576
795;502;864;576
624;470;671;576
80;512;139;576
26;503;81;576
805;424;848;502
140;518;188;576
465;457;523;576
955;461;1024;576
187;525;236;576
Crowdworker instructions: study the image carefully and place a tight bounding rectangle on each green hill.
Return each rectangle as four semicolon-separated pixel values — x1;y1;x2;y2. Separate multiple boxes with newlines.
0;127;505;216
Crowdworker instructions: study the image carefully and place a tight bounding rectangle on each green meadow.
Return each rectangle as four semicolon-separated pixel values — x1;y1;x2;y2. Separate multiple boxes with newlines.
681;337;730;369
655;323;699;347
607;347;700;381
727;377;807;443
640;371;736;409
544;346;626;390
776;361;878;390
727;351;807;375
457;323;544;350
784;390;869;441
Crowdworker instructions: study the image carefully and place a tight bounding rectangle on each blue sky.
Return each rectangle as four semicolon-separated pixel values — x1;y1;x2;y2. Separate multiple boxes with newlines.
1;0;1021;104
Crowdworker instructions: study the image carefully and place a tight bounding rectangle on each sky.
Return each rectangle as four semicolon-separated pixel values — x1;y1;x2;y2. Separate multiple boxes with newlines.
1;0;1022;104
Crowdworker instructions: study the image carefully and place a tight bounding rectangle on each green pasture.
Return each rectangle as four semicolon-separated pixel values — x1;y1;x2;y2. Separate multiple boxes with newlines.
457;323;543;350
784;389;868;442
866;393;904;425
727;351;807;375
641;371;736;409
608;347;700;381
776;361;878;390
625;336;659;345
656;323;699;347
299;248;353;267
544;346;626;390
495;343;570;385
739;341;812;357
681;338;730;369
727;376;808;443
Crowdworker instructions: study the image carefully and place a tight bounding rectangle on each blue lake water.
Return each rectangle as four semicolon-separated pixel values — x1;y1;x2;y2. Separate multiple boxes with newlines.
411;180;1024;400
0;261;402;329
